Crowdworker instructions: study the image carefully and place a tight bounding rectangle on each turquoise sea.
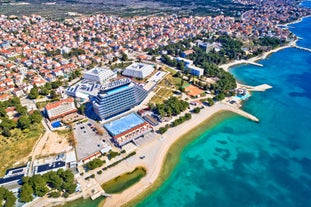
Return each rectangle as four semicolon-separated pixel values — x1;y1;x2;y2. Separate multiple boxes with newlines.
138;15;311;207
69;8;311;207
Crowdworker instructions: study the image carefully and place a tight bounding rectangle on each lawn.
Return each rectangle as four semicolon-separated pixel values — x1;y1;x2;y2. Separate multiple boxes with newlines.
0;123;44;176
163;66;177;75
150;87;173;104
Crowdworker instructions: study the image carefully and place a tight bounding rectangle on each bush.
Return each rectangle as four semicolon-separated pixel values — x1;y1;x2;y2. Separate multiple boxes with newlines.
97;170;102;175
2;128;11;137
158;127;168;134
85;158;103;170
193;107;200;114
107;151;120;160
63;192;69;198
49;191;61;198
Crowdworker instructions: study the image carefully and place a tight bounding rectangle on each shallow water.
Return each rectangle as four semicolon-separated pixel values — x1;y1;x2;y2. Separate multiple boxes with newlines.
138;16;311;207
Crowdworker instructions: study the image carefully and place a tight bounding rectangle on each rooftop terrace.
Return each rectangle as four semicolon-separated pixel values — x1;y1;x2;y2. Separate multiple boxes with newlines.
104;113;145;137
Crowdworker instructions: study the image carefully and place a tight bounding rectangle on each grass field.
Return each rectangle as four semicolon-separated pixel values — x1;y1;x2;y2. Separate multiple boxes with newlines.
162;66;177;75
102;167;146;194
150;73;186;104
150;87;174;104
0;123;44;176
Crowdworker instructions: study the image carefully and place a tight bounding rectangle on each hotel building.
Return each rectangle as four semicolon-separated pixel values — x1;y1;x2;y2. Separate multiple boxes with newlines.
176;57;204;76
122;62;154;79
92;78;148;120
83;67;116;84
44;97;77;121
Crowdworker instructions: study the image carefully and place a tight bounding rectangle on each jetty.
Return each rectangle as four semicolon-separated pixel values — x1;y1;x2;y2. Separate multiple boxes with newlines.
227;106;259;122
219;103;259;122
248;62;263;67
239;84;272;92
91;191;112;200
235;108;259;122
293;45;311;53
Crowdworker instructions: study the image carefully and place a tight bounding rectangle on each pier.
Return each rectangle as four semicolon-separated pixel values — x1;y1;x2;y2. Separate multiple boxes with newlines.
249;62;263;67
219;103;259;122
293;45;311;53
239;84;272;92
91;191;112;200
232;107;259;122
227;105;259;122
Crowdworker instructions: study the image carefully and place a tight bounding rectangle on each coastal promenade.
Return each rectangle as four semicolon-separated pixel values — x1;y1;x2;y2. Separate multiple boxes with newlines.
28;102;259;207
101;102;258;207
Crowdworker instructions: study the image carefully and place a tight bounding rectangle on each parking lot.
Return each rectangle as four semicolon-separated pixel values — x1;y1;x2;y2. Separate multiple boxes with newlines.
73;121;112;161
133;131;157;146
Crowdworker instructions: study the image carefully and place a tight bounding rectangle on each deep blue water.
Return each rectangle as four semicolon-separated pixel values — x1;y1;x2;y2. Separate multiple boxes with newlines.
138;17;311;207
300;1;311;10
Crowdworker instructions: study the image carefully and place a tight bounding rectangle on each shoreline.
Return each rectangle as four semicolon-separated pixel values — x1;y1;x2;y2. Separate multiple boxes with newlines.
100;103;257;207
100;35;300;207
219;39;297;72
30;13;311;207
61;29;294;207
280;14;311;27
120;111;235;207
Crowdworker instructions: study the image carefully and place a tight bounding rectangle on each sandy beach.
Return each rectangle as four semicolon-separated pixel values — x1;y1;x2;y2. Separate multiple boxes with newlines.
219;39;297;72
99;41;298;206
100;102;258;207
27;30;297;207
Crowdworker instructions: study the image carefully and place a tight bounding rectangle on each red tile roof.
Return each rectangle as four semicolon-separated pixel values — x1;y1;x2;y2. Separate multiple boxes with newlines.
114;122;149;139
45;97;75;110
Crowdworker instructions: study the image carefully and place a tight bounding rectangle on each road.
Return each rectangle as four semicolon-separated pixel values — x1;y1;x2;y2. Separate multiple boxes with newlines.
27;119;52;176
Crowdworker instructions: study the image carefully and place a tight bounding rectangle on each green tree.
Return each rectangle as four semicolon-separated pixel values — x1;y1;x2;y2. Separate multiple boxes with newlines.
62;182;77;194
2;127;11;137
40;86;49;96
19;184;33;203
18;116;31;130
51;81;61;89
29;110;42;123
28;87;39;99
49;191;61;198
86;158;103;170
45;171;63;190
15;105;27;116
50;90;58;99
121;53;128;61
193;107;201;113
78;104;86;115
207;98;214;106
158;127;168;134
0;187;16;207
0;118;17;129
29;175;48;197
45;82;52;90
0;107;7;117
216;92;226;101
